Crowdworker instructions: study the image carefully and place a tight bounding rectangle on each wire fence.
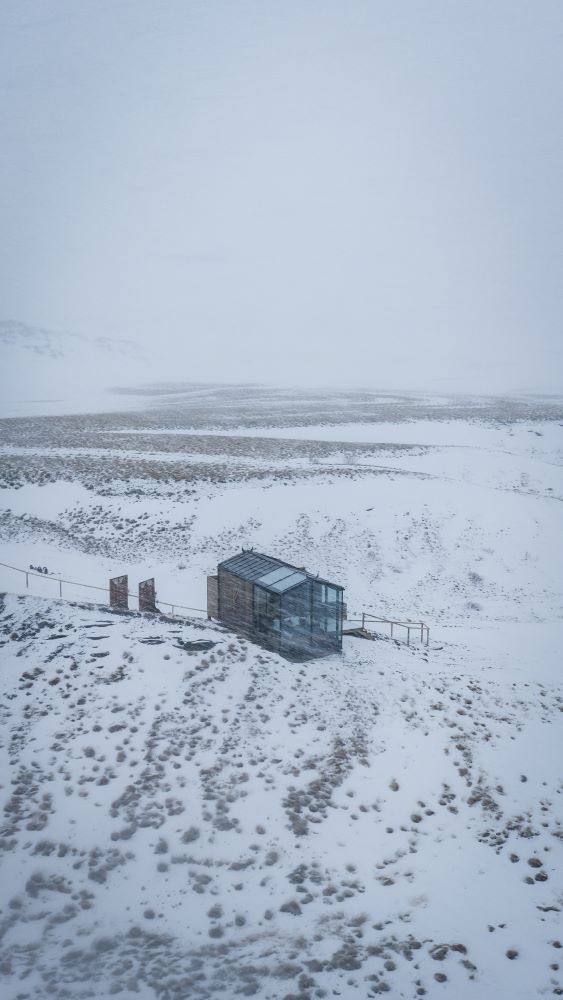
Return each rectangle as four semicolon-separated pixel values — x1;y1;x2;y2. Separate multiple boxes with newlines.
0;560;207;620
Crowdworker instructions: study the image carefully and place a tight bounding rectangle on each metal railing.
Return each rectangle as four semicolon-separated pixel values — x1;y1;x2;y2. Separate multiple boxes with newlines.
0;561;207;620
345;611;429;646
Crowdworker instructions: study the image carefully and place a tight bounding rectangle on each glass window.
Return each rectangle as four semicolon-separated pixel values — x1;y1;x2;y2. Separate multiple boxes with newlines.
254;587;280;632
319;584;339;603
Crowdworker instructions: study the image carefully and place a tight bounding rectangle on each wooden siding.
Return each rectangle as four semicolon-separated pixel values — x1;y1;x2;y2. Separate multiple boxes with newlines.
218;568;254;634
207;575;218;618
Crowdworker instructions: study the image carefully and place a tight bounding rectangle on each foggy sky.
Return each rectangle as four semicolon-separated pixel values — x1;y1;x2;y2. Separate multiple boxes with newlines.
1;0;562;393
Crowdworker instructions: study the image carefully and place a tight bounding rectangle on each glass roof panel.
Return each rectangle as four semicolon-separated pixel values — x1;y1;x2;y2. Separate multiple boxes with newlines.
270;571;307;593
257;566;296;587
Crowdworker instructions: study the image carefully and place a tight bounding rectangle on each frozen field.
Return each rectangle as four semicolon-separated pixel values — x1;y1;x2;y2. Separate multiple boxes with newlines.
0;385;562;999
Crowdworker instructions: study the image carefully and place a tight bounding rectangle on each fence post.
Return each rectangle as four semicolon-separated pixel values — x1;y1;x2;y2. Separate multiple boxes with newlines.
59;580;62;598
110;575;129;610
390;622;393;638
139;578;156;613
407;627;410;646
25;572;29;588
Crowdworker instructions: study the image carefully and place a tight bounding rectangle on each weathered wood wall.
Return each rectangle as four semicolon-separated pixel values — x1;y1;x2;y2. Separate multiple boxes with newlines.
218;569;253;634
207;575;219;618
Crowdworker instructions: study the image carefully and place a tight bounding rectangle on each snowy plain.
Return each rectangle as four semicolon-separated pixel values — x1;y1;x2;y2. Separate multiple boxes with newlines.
0;385;562;1000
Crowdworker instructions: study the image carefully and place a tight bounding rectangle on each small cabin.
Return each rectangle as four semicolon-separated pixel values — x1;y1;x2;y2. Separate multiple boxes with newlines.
207;550;344;660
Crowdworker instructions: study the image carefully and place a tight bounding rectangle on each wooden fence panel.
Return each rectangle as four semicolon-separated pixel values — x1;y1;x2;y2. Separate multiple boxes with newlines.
139;578;156;612
109;575;128;609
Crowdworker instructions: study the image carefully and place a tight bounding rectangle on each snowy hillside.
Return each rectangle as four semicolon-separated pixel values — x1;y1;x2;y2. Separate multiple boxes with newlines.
0;386;562;999
0;592;562;1000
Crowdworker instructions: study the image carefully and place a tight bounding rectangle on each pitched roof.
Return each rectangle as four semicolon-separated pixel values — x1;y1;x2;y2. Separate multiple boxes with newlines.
218;550;286;582
218;550;343;594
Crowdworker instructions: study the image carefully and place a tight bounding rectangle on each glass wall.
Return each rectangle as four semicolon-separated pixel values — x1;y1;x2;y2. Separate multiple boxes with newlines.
311;581;342;648
279;581;312;658
253;579;343;659
253;586;281;640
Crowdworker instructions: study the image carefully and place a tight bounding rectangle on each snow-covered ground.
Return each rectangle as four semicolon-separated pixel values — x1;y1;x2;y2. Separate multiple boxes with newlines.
0;385;562;999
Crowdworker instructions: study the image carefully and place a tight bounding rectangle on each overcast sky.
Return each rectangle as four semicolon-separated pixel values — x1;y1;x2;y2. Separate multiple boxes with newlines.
1;0;562;393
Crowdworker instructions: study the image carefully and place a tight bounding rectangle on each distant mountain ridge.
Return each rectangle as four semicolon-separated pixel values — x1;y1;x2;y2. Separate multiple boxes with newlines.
0;319;145;362
0;320;155;416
